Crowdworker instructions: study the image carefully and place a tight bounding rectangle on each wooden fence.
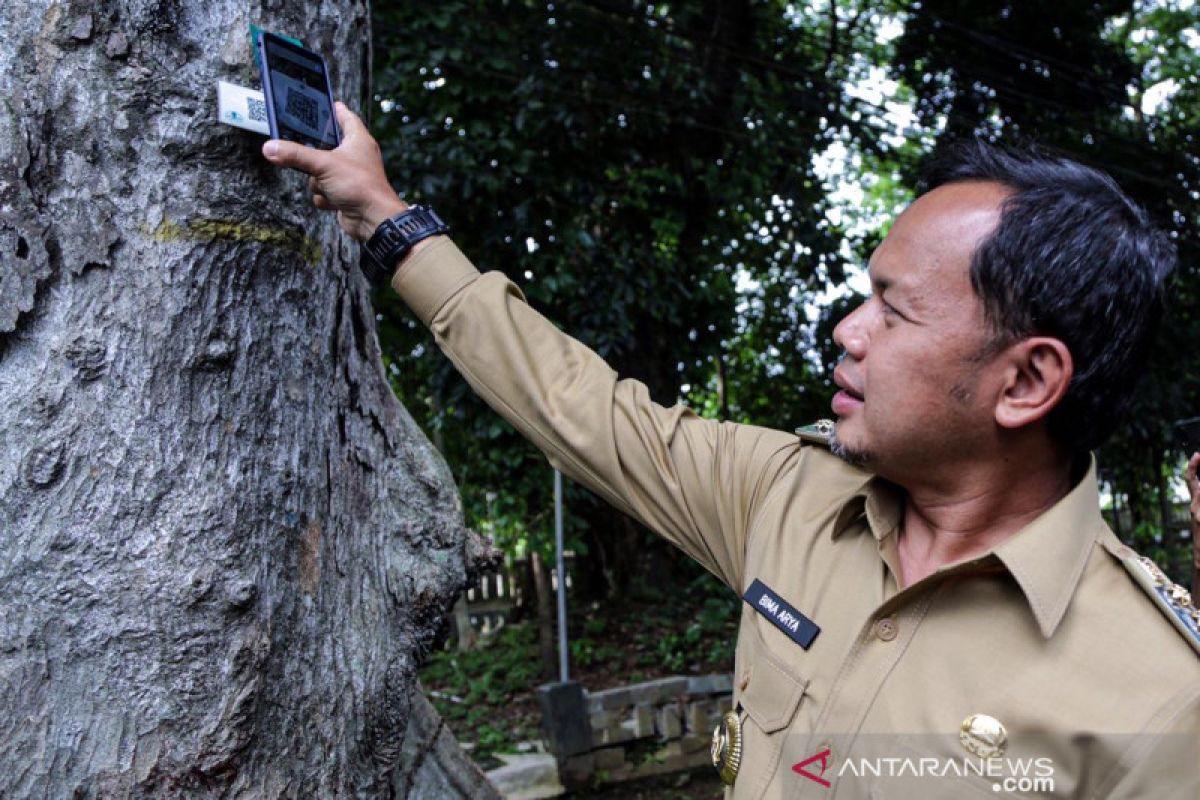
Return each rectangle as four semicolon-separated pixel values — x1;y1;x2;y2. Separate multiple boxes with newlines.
464;555;575;634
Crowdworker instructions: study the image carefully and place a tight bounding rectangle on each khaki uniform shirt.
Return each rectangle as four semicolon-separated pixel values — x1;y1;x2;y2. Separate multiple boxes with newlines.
393;239;1200;799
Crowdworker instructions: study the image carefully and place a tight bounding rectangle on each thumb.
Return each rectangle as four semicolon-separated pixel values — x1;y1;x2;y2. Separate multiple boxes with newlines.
262;139;329;176
333;101;368;141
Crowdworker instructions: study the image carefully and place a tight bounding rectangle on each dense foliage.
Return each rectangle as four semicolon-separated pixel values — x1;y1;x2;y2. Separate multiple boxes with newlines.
369;0;1199;585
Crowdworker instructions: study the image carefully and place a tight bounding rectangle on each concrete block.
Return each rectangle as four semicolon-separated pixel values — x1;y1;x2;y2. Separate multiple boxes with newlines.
686;673;733;696
588;710;614;732
594;721;633;747
685;699;719;734
559;753;594;791
628;676;688;705
633;705;652;738
657;704;682;740
537;681;593;759
593;746;626;770
678;734;711;755
624;703;655;739
588;685;632;712
486;753;565;800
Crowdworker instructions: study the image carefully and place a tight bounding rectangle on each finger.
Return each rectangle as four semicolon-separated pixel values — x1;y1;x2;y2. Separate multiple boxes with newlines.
263;139;330;176
308;175;322;195
333;101;369;140
1188;453;1200;482
313;194;333;210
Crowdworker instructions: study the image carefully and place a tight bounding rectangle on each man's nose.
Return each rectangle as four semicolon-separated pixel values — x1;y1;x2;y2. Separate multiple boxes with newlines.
833;302;869;359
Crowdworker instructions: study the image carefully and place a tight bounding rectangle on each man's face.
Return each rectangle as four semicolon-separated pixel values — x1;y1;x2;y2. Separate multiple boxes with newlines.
829;181;1010;481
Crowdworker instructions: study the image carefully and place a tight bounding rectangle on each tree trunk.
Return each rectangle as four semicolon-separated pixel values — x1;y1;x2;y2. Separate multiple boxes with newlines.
0;2;497;797
529;551;558;682
393;691;499;798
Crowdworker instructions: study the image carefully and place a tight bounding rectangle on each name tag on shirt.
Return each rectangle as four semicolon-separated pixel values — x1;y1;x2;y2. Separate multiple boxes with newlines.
744;579;821;650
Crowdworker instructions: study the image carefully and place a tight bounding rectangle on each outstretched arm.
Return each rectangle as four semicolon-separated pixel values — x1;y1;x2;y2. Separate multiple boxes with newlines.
260;105;800;590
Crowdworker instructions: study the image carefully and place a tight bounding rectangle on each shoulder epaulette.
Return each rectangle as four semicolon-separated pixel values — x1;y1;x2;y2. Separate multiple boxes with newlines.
795;419;835;447
1117;550;1200;656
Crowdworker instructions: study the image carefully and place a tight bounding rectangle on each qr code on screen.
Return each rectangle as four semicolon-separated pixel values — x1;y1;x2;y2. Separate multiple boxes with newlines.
247;97;267;122
285;88;319;130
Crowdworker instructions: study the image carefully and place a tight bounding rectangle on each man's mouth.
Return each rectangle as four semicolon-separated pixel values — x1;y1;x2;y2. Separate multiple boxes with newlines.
833;367;864;400
832;368;864;414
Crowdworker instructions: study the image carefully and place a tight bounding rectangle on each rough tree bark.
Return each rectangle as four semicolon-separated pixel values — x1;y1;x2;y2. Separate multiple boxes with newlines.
0;2;499;797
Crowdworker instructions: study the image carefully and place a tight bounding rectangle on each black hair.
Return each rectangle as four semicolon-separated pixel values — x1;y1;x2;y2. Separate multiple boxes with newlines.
923;140;1177;454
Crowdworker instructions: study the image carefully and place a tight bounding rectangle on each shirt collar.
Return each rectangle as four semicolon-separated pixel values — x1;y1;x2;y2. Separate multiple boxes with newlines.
831;457;1105;639
992;456;1105;638
831;478;903;541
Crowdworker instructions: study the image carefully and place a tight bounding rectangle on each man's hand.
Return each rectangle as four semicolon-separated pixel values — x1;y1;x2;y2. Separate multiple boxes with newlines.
261;102;406;242
1187;452;1200;597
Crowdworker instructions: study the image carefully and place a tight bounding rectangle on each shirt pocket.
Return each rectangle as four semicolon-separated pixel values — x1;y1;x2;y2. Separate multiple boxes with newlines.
732;624;810;799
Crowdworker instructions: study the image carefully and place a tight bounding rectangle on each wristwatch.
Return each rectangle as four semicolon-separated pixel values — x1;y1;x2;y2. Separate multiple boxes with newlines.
361;204;449;286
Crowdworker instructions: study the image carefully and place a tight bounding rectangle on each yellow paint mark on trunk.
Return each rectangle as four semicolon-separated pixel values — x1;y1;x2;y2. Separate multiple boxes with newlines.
149;218;323;265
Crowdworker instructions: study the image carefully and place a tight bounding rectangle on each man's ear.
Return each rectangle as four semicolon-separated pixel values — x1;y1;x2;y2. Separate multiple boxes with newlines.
995;337;1073;430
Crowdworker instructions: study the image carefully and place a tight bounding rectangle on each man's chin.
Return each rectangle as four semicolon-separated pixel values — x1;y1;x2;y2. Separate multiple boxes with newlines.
829;429;875;470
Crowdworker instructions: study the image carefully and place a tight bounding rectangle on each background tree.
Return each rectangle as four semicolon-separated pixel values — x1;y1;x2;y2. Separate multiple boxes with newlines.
370;0;896;617
0;2;496;797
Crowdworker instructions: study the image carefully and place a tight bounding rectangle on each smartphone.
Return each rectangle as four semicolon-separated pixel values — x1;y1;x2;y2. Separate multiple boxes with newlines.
256;31;340;150
1176;417;1200;455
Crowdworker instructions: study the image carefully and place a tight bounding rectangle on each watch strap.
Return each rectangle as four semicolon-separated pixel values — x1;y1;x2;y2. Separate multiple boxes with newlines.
362;205;449;285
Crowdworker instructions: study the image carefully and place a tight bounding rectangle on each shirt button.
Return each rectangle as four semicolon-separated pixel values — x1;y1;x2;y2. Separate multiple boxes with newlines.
874;617;898;641
739;669;751;691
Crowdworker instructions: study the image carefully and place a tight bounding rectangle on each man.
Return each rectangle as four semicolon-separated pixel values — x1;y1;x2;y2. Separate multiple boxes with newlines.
263;104;1199;798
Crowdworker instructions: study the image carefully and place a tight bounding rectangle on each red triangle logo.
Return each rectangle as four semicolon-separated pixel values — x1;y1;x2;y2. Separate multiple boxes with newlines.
793;748;832;788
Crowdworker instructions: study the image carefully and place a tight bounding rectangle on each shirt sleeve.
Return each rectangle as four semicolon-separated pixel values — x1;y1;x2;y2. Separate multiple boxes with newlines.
391;238;800;589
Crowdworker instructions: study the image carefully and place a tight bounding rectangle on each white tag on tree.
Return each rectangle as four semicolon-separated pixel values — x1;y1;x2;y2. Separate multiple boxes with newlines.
216;80;270;135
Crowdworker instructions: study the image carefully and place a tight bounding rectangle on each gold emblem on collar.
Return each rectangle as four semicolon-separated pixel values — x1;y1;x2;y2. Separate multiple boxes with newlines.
711;710;743;785
960;713;1007;758
1117;551;1200;654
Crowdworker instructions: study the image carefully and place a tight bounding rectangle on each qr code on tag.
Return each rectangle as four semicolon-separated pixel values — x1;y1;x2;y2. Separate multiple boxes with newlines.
247;97;267;122
285;88;318;130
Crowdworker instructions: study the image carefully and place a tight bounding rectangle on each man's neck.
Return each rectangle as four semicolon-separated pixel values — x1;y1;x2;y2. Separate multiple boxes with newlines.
894;452;1075;588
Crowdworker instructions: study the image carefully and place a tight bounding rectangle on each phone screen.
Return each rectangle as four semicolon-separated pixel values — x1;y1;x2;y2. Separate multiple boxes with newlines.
258;33;340;150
